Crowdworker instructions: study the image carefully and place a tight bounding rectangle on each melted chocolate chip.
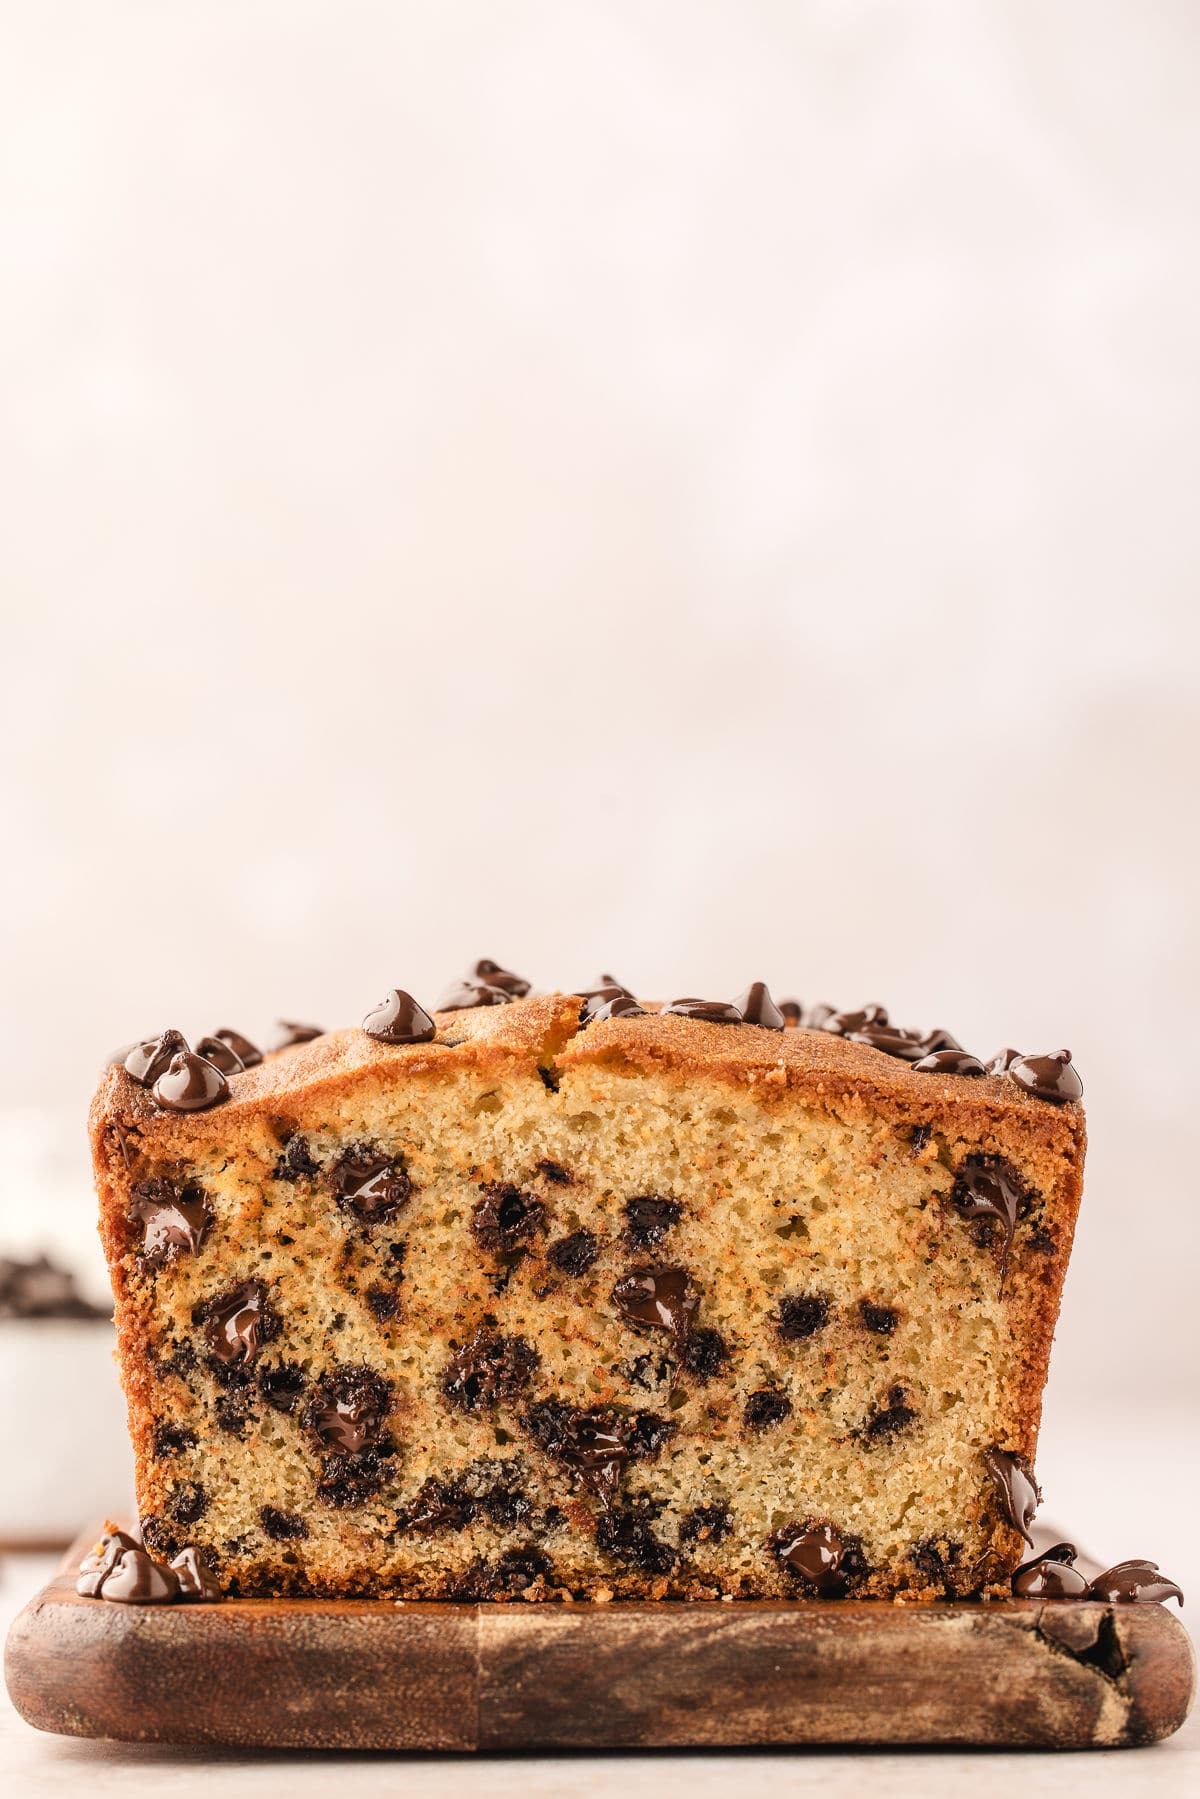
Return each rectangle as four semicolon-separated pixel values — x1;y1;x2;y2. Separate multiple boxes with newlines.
951;1155;1029;1290
744;1388;792;1431
821;1006;889;1036
469;959;531;997
623;1194;682;1249
858;1385;917;1443
332;1148;413;1227
123;1030;188;1087
523;1400;632;1508
361;990;437;1046
260;1505;310;1541
442;1328;540;1412
732;982;785;1030
983;1447;1040;1544
575;974;633;1002
580;990;646;1024
1089;1559;1185;1606
776;1291;830;1341
305;1364;392;1453
198;1280;278;1367
258;1362;306;1414
537;1160;573;1185
679;1504;733;1545
273;1133;320;1181
315;1443;396;1508
988;1047;1022;1073
438;977;514;1010
859;1300;899;1336
682;1327;730;1381
154;1425;196;1457
611;1266;699;1353
366;1285;400;1321
1008;1050;1084;1104
396;1475;476;1536
1011;1542;1091;1599
211;1028;263;1069
102;1546;181;1603
778;1000;803;1026
847;1025;929;1062
912;1049;986;1077
131;1180;214;1268
660;997;743;1024
77;1529;142;1596
468;1547;553;1598
271;1021;324;1050
169;1481;209;1526
547;1230;599;1277
772;1522;862;1595
471;1184;546;1253
169;1545;223;1601
152;1052;229;1113
910;1538;965;1596
595;1503;677;1576
194;1035;248;1075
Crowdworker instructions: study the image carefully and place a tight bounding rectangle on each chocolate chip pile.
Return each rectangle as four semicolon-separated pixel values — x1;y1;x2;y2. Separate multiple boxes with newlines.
0;1254;109;1321
77;1526;223;1605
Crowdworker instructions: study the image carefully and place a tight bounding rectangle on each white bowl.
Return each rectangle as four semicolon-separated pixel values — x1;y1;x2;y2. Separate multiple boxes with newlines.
0;1320;134;1546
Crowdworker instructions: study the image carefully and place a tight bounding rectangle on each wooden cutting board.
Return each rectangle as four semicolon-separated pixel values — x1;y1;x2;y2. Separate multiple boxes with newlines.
4;1521;1194;1752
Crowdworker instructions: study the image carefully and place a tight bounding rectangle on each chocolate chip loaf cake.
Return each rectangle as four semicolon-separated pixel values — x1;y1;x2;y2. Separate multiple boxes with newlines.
90;973;1086;1601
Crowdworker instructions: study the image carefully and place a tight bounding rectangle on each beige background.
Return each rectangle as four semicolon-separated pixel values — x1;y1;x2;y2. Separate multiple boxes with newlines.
2;0;1198;1441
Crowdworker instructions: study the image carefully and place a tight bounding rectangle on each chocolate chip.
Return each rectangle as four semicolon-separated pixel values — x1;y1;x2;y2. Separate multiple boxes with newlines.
361;990;437;1046
910;1538;965;1596
522;1400;633;1509
987;1047;1022;1073
538;1066;560;1092
332;1147;413;1227
821;1006;889;1036
805;1003;835;1028
909;1123;933;1155
211;1028;263;1070
131;1180;214;1268
951;1155;1030;1290
537;1160;573;1185
96;1545;180;1604
154;1425;196;1457
488;1546;552;1594
273;1133;320;1181
258;1362;306;1413
1008;1050;1084;1104
580;990;646;1024
271;1021;324;1050
1088;1559;1185;1606
471;1184;546;1254
469;959;531;997
1011;1542;1091;1599
366;1285;400;1321
859;1300;899;1336
679;1504;733;1545
623;1194;683;1249
396;1475;476;1535
859;1386;917;1443
547;1231;599;1277
778;1000;803;1025
152;1052;229;1113
983;1447;1040;1544
625;1352;670;1391
0;1253;109;1320
771;1521;865;1595
215;1388;255;1437
438;975;516;1009
169;1546;223;1601
847;1025;930;1062
731;982;785;1030
169;1481;209;1526
776;1291;830;1341
260;1505;310;1541
315;1443;396;1508
744;1388;792;1431
442;1329;540;1412
197;1280;278;1367
611;1266;699;1354
595;1503;677;1576
912;1049;986;1077
305;1364;392;1453
194;1036;248;1075
682;1327;729;1381
123;1030;188;1087
77;1529;142;1597
660;997;743;1024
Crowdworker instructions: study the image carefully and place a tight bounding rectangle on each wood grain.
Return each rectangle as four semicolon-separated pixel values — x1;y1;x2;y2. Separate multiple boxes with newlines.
4;1526;1194;1752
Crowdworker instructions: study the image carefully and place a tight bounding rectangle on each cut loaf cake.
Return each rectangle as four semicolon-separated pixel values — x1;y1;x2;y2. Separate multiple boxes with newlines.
90;980;1085;1600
